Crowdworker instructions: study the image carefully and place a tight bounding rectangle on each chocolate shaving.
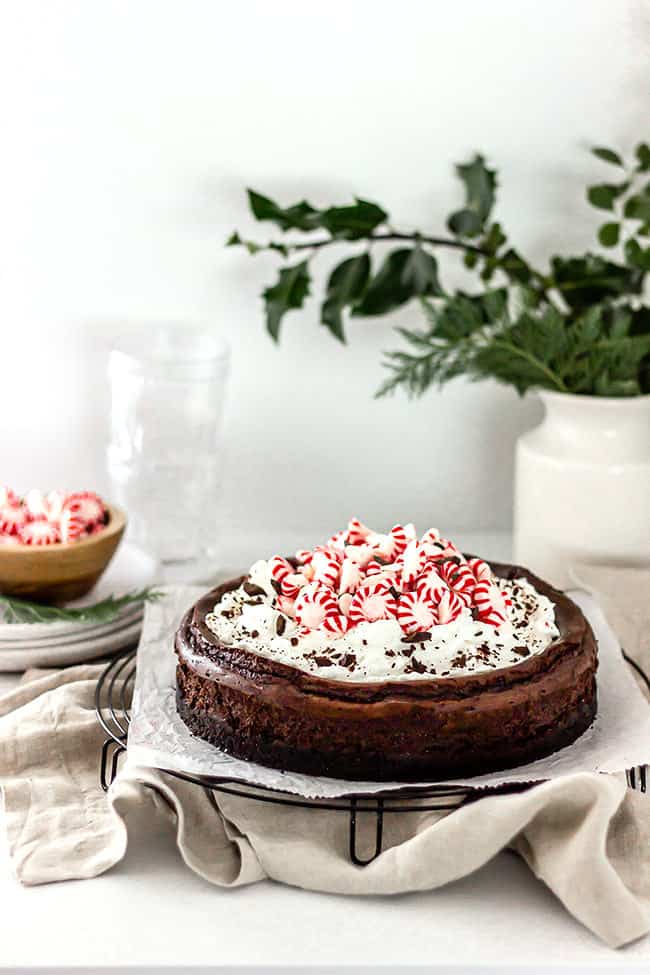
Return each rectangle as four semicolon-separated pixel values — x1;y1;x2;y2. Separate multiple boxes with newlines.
402;631;432;643
243;581;266;597
275;615;287;636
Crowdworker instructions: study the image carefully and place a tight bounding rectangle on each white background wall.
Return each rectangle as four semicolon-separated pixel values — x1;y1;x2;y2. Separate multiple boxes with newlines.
1;0;648;545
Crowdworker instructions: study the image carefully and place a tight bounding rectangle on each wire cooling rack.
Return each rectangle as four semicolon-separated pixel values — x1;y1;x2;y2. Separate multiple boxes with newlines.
95;647;649;865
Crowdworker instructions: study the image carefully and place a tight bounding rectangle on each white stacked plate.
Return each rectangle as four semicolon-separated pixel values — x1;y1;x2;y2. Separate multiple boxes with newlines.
0;544;158;671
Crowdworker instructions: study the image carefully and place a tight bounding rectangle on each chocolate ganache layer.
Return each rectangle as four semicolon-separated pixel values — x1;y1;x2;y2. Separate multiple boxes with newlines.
175;555;597;782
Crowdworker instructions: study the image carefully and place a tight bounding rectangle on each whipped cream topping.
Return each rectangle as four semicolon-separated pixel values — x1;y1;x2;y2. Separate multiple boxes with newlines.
201;556;560;684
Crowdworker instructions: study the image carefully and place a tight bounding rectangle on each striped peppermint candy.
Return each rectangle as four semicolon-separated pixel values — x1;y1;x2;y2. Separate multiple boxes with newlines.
0;504;27;536
269;555;294;584
399;540;427;589
346;517;370;546
473;580;508;627
279;571;308;599
343;543;375;568
349;579;398;624
0;487;18;508
62;491;105;526
294;584;338;630
439;561;476;606
59;509;85;544
311;549;340;588
24;489;50;520
276;594;296;618
467;557;493;584
436;588;465;624
397;591;437;635
320;613;352;637
326;531;347;555
338;557;363;594
338;592;353;616
19;520;60;545
295;548;314;565
416;565;447;603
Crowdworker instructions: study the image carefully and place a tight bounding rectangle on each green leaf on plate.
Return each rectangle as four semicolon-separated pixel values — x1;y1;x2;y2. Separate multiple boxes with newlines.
0;588;163;624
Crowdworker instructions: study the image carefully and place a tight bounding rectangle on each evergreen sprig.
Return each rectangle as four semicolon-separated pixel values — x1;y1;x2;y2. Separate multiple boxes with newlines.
0;588;163;624
229;143;650;397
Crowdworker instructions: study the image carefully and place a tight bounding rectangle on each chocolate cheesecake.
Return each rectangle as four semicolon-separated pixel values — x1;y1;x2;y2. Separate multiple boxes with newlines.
175;521;597;781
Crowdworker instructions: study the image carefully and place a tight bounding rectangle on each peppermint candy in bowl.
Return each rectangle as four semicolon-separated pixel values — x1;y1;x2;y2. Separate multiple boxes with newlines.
0;489;127;604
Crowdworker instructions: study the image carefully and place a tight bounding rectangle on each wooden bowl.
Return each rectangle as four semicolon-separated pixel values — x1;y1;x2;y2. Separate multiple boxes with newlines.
0;504;127;604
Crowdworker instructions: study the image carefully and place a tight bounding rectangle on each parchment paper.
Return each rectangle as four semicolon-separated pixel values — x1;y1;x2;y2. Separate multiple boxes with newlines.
126;585;650;798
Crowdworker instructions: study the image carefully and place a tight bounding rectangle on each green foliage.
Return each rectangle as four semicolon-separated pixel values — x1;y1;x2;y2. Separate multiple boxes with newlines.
0;589;163;624
230;141;650;397
321;254;370;342
263;262;311;340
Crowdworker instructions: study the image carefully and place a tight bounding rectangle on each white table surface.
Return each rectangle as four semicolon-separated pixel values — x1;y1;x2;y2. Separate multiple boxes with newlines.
1;531;649;972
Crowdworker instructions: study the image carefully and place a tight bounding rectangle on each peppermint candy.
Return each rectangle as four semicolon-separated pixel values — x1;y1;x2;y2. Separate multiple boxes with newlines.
276;594;296;618
62;491;105;526
311;549;340;588
416;565;447;603
439;561;476;606
320;613;352;637
343;543;374;568
19;520;60;545
0;487;18;508
346;518;370;546
294;584;338;630
326;530;347;554
398;540;426;588
59;509;85;544
473;580;508;627
397;591;437;635
349;580;398;625
24;489;50;520
269;556;294;584
0;504;27;535
467;557;492;584
338;557;363;594
46;489;67;521
279;571;308;599
436;589;465;624
338;592;353;617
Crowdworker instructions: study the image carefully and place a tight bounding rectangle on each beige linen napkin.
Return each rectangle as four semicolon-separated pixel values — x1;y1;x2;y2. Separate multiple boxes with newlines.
0;571;649;949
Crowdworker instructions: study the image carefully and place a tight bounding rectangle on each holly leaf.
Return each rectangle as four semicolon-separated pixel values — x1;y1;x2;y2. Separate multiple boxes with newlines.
449;153;497;230
400;244;441;295
498;248;533;284
321;199;387;240
321;253;370;342
592;147;624;166
263;262;311;341
447;209;482;238
352;248;440;316
598;222;620;247
247;190;321;231
551;254;644;310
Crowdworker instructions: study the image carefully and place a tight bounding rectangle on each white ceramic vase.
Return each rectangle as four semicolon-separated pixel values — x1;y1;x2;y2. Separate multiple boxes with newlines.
514;391;650;589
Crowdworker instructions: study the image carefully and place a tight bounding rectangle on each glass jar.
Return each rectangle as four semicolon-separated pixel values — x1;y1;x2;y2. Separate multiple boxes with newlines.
107;324;230;581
